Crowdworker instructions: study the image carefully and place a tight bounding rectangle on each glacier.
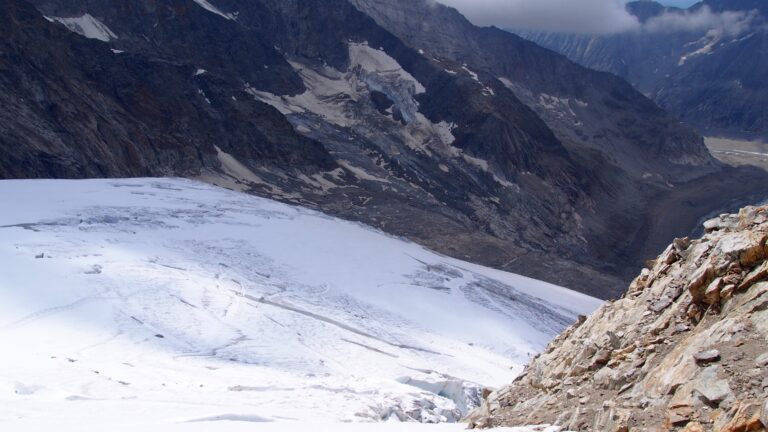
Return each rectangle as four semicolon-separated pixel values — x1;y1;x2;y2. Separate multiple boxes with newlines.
0;178;599;430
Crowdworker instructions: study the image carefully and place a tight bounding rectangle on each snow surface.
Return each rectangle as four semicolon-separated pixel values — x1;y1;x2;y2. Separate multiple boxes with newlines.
49;14;117;42
0;179;599;430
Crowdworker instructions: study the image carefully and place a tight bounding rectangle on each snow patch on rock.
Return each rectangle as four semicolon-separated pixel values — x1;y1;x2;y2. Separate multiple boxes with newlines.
191;0;236;20
49;14;117;42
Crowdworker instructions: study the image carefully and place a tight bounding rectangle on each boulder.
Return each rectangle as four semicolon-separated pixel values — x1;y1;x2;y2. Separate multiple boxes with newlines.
688;264;715;303
681;422;704;432
756;353;768;368
694;349;721;364
667;407;692;426
717;401;764;432
705;277;723;305
694;378;733;406
716;232;766;267
739;261;768;291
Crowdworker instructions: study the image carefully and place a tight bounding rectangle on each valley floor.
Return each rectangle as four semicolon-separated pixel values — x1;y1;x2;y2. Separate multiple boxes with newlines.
705;137;768;171
0;179;596;431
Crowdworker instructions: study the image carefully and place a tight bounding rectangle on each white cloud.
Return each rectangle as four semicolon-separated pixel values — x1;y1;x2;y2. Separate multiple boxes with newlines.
436;0;640;34
436;0;761;35
642;6;759;36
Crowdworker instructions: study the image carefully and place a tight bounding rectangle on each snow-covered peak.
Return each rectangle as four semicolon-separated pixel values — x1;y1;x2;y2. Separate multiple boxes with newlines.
0;179;600;429
49;14;117;42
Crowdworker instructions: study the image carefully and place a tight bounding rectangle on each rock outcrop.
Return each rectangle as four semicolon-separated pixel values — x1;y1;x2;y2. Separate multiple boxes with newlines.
467;206;768;431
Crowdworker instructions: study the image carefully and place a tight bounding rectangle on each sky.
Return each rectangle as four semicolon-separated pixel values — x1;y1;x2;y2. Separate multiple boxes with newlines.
436;0;754;34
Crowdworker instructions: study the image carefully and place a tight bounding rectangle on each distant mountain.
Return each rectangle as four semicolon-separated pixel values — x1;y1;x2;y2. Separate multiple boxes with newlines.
518;0;768;139
2;0;767;299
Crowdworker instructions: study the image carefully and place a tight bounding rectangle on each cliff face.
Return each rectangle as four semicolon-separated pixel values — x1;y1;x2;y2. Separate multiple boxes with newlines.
468;206;768;431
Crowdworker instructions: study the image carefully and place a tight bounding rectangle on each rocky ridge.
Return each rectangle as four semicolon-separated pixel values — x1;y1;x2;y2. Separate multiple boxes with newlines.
467;206;768;431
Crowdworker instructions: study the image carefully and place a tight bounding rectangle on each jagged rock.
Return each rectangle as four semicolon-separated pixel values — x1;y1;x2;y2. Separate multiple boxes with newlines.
651;296;674;312
694;350;721;365
715;232;767;268
467;205;768;431
692;367;732;406
681;422;704;432
756;353;768;368
674;237;692;252
721;284;737;302
761;400;768;428
739;261;768;291
667;407;693;426
704;277;723;305
688;264;715;304
661;245;680;265
716;401;765;432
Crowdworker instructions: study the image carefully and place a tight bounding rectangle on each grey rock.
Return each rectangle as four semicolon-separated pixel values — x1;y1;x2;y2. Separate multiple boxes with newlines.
694;350;721;365
650;297;673;312
693;371;733;406
756;353;768;368
762;399;768;428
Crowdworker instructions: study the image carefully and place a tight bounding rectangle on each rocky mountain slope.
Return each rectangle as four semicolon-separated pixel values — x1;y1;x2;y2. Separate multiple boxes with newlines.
520;0;768;140
4;0;768;299
467;205;768;431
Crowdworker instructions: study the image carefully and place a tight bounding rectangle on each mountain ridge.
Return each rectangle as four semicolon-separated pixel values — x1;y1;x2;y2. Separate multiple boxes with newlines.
517;0;768;140
4;0;768;299
468;205;768;430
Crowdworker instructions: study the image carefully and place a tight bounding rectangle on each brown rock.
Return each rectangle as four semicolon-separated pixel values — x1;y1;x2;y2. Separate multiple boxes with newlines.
674;237;692;252
688;264;715;303
667;407;693;426
465;205;768;431
718;402;764;432
593;349;612;367
739;261;768;290
481;388;492;400
717;231;767;267
721;284;736;302
705;277;723;305
687;303;704;322
681;422;704;432
660;245;679;265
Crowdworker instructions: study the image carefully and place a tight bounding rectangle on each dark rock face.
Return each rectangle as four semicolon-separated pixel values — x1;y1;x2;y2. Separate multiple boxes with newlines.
3;0;767;299
0;0;334;179
518;0;768;140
